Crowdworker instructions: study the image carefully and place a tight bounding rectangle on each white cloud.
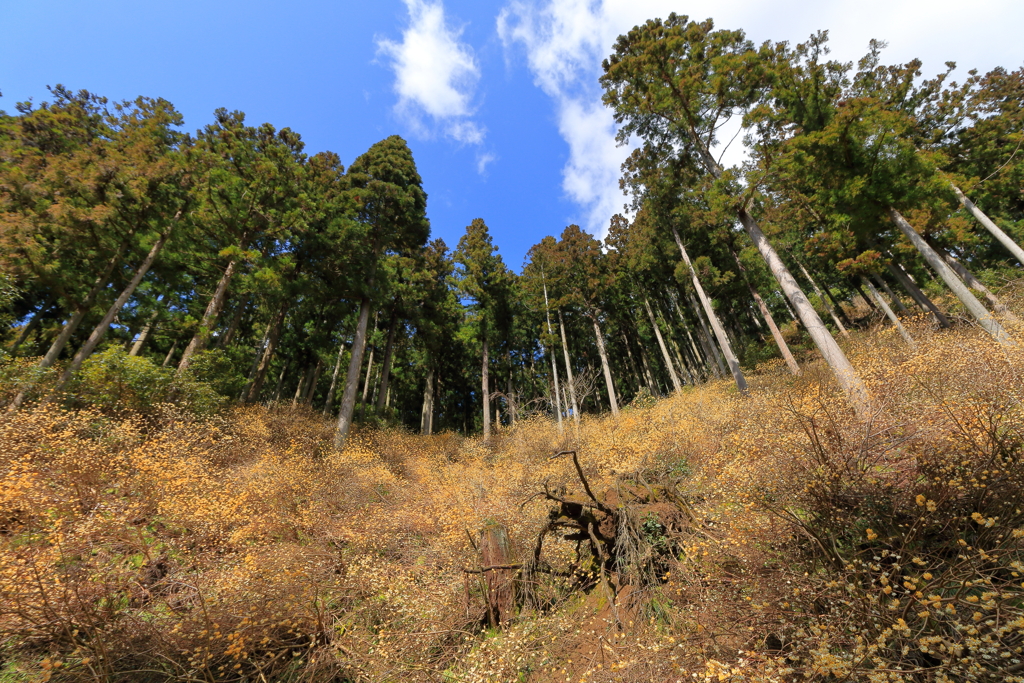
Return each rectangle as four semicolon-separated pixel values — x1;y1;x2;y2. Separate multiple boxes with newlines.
379;0;490;153
476;151;497;175
498;0;1024;237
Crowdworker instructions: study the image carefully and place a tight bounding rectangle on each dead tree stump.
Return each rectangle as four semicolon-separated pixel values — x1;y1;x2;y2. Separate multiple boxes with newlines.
478;520;516;627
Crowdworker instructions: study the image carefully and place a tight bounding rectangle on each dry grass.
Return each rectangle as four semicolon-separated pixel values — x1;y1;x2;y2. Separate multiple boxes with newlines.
2;315;1024;682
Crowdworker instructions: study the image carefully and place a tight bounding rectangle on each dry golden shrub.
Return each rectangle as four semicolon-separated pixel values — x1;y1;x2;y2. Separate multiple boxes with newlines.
1;315;1023;682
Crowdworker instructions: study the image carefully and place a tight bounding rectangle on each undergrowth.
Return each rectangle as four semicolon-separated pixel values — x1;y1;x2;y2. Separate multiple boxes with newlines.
1;316;1023;682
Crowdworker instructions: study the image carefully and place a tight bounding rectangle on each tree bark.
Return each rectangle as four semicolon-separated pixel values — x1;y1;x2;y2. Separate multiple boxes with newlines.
951;182;1024;266
292;364;313;406
673;229;747;394
889;208;1013;345
875;275;908;313
162;339;178;368
934;245;1020;324
334;297;372;449
671;296;710;381
420;364;435;435
481;336;491;441
35;241;128;370
10;301;52;353
643;297;682;393
541;277;563;431
218;295;248;348
732;249;800;376
323;336;347;415
794;262;851;339
49;229;172;396
886;261;950;328
244;301;290;402
558;310;580;424
177;257;238;374
739;208;871;416
683;288;726;379
618;330;642;394
375;311;399;414
862;277;915;347
589;313;619;416
304;359;324;405
129;308;160;356
637;339;659;393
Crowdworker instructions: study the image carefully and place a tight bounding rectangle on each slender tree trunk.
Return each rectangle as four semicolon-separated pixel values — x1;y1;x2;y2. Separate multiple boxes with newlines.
732;249;800;376
671;297;710;381
672;229;749;392
420;364;435;435
48;230;171;397
637;340;658;393
863;277;915;347
162;339;179;368
794;262;851;339
643;297;682;393
933;245;1021;324
272;361;290;403
951;182;1024;266
889;208;1013;345
875;275;908;314
177;257;238;374
10;302;52;353
481;336;491;441
303;360;324;405
323;336;347;415
218;295;248;348
619;330;642;394
738;208;871;415
292;364;313;406
334;297;372;449
685;289;726;378
129;308;160;356
244;301;290;402
886;261;950;328
35;242;128;371
589;313;619;416
375;311;399;414
558;310;580;424
541;277;563;431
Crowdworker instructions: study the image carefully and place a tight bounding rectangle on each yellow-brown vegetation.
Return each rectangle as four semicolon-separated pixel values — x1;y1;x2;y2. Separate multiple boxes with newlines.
2;316;1024;682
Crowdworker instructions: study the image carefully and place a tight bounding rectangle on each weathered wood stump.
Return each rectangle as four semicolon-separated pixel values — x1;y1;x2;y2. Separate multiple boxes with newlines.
478;520;516;627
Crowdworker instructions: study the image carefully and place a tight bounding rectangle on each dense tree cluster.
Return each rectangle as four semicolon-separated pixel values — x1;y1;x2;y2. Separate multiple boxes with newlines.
2;20;1022;436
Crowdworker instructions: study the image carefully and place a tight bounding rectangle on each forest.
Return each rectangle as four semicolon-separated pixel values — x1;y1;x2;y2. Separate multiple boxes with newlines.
1;15;1023;683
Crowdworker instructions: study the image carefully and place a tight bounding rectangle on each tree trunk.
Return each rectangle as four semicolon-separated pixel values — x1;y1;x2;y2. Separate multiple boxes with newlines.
643;297;682;392
590;313;619;416
218;295;248;348
886;261;950;328
558;310;580;424
375;311;399;414
35;241;128;371
889;208;1013;345
420;364;435;435
863;277;915;347
323;336;347;415
934;245;1020;324
541;277;563;431
334;297;372;449
732;248;800;376
684;289;726;379
272;361;290;402
673;229;747;393
637;340;658;393
129;308;160;356
739;208;871;416
951;182;1024;266
875;275;908;314
292;364;313;406
10;301;52;353
177;257;238;374
244;301;290;402
481;336;491;441
304;360;324;405
671;297;710;381
49;230;172;396
618;330;642;394
794;260;851;337
162;339;178;368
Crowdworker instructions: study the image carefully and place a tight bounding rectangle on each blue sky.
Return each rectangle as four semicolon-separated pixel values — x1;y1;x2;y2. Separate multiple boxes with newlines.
3;0;1023;270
